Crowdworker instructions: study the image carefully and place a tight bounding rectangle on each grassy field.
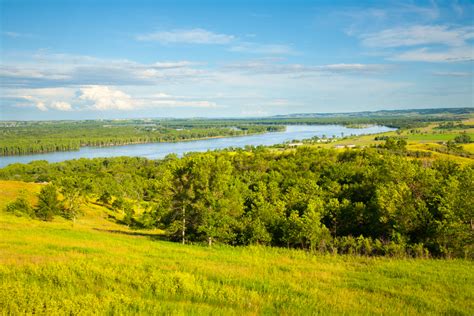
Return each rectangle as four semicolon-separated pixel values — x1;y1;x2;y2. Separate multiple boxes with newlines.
1;181;473;315
311;119;474;165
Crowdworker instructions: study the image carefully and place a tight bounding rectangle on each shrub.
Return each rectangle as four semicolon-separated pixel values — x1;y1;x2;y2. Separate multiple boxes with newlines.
454;133;471;144
5;192;34;217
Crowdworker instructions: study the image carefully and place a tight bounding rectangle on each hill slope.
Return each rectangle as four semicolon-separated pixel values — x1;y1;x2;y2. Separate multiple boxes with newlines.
0;180;473;314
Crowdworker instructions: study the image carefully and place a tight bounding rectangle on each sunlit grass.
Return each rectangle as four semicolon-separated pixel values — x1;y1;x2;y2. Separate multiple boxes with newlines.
462;143;474;154
311;119;474;165
406;132;474;142
406;142;473;164
0;180;41;209
0;181;473;315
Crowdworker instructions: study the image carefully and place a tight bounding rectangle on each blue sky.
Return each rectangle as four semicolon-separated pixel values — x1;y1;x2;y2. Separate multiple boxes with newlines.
0;0;473;119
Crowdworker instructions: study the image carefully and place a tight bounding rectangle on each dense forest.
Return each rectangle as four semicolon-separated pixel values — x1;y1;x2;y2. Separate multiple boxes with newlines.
3;145;472;258
0;121;283;156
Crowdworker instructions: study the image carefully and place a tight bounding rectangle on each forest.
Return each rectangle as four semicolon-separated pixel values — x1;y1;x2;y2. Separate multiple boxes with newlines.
3;143;472;259
0;121;284;156
2;107;471;156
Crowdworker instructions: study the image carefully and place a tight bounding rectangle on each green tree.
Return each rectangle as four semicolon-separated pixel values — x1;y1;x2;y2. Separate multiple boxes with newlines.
59;177;84;223
98;190;112;205
36;184;62;221
302;198;331;252
454;133;471;144
196;156;244;246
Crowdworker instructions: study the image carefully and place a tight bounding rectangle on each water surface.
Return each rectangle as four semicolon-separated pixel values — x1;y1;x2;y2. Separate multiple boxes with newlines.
0;125;394;168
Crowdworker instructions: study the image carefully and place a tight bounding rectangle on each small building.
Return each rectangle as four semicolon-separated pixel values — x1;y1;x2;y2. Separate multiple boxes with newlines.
288;142;304;147
334;144;356;149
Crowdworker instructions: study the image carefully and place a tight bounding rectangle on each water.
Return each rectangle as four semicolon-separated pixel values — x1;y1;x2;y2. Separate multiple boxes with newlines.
0;125;395;168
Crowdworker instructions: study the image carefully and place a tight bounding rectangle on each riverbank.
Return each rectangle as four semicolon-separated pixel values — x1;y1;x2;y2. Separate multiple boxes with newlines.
0;125;394;168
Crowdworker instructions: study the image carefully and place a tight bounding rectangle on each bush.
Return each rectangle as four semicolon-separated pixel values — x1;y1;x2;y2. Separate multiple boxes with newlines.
454;133;471;144
5;193;34;217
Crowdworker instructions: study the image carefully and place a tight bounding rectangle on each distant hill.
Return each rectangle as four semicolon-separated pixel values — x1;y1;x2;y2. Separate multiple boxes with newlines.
271;107;474;118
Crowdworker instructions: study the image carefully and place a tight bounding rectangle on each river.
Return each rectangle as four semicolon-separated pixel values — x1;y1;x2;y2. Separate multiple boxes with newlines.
0;125;395;168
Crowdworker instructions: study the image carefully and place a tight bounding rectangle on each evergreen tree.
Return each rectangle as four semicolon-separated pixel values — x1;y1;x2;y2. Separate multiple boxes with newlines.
36;184;61;221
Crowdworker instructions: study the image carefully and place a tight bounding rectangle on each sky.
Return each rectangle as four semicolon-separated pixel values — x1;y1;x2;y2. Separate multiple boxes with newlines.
0;0;473;120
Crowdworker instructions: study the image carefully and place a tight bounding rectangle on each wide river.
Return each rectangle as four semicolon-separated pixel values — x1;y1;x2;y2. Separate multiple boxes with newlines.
0;125;395;168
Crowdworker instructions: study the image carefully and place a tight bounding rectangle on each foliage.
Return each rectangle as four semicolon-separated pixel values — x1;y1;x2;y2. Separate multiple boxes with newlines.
1;146;472;258
35;184;62;221
454;133;472;144
2;108;471;156
0;120;284;156
4;191;34;217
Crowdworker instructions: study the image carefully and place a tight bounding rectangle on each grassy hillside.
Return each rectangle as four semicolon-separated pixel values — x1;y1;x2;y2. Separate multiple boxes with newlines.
312;118;474;165
1;181;473;315
0;180;41;209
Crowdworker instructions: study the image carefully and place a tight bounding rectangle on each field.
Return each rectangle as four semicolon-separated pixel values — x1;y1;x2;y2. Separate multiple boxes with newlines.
312;119;474;165
1;181;473;315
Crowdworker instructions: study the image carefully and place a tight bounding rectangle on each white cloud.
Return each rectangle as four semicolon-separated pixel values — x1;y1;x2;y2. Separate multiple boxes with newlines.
136;29;297;55
229;42;296;55
51;101;72;111
224;61;388;75
79;85;134;110
2;31;22;38
340;3;440;37
319;63;388;72
152;61;195;68
432;71;471;77
0;52;204;88
35;101;48;111
152;92;174;99
397;3;439;20
392;47;473;62
138;92;218;108
136;28;234;44
361;25;474;48
0;66;69;80
6;84;221;112
79;85;218;111
20;92;73;112
357;24;474;63
148;99;218;108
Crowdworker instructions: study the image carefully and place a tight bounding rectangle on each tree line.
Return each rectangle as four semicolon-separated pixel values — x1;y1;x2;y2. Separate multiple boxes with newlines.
3;112;469;156
2;145;472;258
0;121;284;156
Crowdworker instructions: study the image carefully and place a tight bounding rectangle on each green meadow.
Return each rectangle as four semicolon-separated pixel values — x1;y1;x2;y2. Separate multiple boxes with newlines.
1;181;473;315
406;132;474;142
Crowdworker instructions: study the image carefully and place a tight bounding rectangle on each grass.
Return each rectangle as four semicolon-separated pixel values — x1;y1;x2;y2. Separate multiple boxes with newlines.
406;132;474;142
0;180;41;209
1;181;473;315
309;119;474;165
463;143;474;154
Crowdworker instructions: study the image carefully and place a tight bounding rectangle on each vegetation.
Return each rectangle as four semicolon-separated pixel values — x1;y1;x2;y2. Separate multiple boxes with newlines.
436;122;474;130
454;133;472;144
2;145;472;258
4;191;34;217
1;113;473;314
0;120;284;156
0;187;473;315
2;107;471;156
298;117;473;164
